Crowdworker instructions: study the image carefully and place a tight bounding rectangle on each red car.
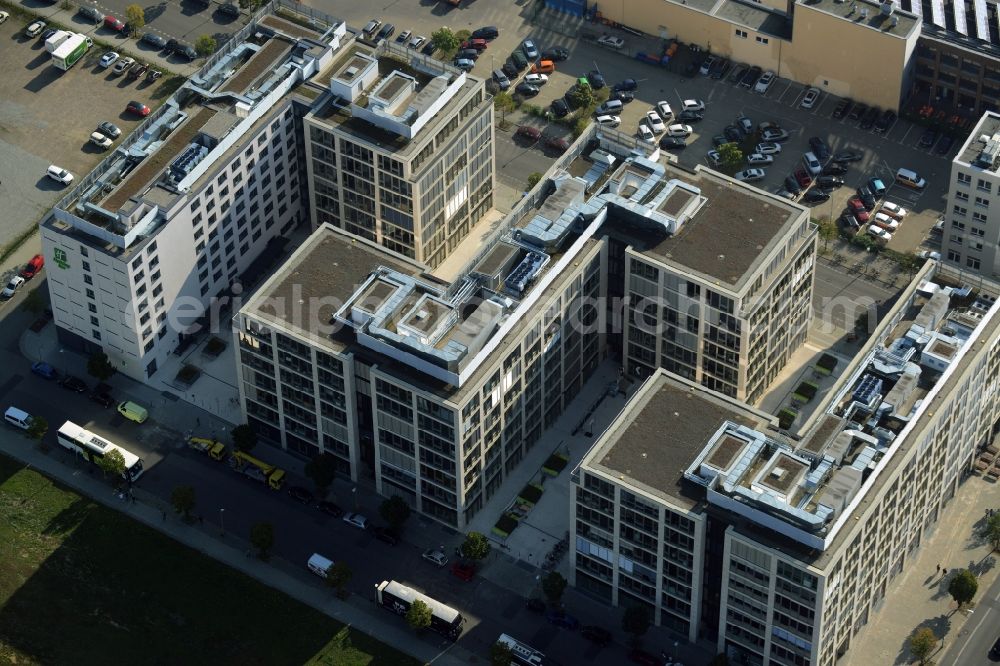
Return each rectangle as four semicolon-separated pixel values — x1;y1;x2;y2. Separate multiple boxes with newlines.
450;561;475;581
126;100;150;117
20;254;44;279
460;38;487;51
104;15;126;31
628;649;660;666
793;167;812;189
847;197;870;223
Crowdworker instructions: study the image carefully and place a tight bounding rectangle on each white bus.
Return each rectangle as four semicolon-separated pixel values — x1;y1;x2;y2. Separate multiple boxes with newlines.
496;633;555;666
57;420;144;482
374;580;465;640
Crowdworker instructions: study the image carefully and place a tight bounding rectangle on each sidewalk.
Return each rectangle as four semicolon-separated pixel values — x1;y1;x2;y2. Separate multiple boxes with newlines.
845;471;1000;665
0;433;474;666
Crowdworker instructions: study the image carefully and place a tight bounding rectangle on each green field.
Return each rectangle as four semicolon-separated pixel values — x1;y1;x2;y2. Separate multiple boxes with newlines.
0;454;421;666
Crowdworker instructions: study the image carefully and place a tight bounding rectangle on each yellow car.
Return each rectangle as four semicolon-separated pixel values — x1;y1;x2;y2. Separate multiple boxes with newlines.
117;401;148;423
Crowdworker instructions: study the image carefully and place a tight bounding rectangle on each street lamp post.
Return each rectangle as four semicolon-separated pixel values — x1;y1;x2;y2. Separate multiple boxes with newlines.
219;508;226;537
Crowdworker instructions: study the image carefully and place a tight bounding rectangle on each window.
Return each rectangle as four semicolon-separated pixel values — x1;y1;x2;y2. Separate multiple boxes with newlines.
977;179;992;192
950;234;964;245
756;36;769;44
957;173;972;186
955;191;969;202
736;29;748;38
83;275;93;285
86;288;95;299
947;249;961;261
953;205;967;216
93;330;101;341
967;257;981;269
88;303;97;313
974;196;990;207
82;261;91;272
90;316;99;326
973;211;988;222
970;241;984;252
971;225;986;237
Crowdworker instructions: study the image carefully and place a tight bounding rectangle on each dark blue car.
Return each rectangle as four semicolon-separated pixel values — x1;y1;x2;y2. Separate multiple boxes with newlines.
545;609;579;630
31;362;57;380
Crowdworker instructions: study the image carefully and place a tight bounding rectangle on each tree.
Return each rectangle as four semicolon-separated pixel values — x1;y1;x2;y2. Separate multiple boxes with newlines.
817;218;838;252
26;416;48;441
494;92;516;122
621;605;651;647
541;571;567;606
97;448;126;480
87;351;116;381
984;512;1000;552
948;568;978;609
908;626;937;665
379;495;412;532
527;172;543;190
325;561;353;598
238;0;262;11
718;142;744;171
231;424;257;452
305;453;339;494
566;84;594;111
195;35;217;57
171;484;196;521
250;522;274;559
124;4;145;32
490;641;513;666
431;28;459;55
460;531;491;562
405;598;432;631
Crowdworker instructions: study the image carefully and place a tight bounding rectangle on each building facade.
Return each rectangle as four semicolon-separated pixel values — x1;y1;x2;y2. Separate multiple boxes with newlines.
943;111;1000;280
572;264;1000;665
303;40;494;268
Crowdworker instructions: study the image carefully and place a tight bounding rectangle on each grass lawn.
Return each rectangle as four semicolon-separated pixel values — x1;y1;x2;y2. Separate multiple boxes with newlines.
0;454;421;666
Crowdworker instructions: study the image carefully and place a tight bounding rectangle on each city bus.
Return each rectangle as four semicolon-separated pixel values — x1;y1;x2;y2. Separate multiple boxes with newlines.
496;633;555;666
56;420;144;482
374;580;464;640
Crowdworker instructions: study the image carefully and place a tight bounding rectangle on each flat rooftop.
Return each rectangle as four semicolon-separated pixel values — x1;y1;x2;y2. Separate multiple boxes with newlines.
588;371;769;510
957;111;1000;171
623;167;804;289
715;0;792;38
219;38;292;95
796;0;920;38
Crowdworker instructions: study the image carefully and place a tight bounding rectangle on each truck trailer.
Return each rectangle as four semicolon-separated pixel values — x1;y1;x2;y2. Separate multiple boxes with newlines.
228;450;286;489
50;32;91;71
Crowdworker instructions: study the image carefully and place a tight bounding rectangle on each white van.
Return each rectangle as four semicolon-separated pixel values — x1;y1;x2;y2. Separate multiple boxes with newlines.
4;406;31;430
895;168;926;190
307;553;334;578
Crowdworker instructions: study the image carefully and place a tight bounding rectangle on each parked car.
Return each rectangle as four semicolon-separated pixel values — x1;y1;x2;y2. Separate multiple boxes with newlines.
867;225;892;241
515;126;541;142
422;548;449;567
58;375;86;392
524;73;548;85
395;30;411;44
587;70;606;89
509;50;528;70
408;35;426;50
541;46;569;61
99;51;120;68
77;6;104;23
935;135;954;155
515;82;539;97
450;561;475;581
2;276;25;299
784;175;802;195
832;99;852;119
710;58;729;79
25;20;47;38
551;98;569;117
737;114;753;135
761;127;790;143
610;90;635;103
126;101;151;116
919;128;938;148
729;64;748;84
873;212;900;230
860;106;880;129
545;609;579;630
699;55;717;76
342;512;369;529
822;163;848;176
881;201;908;218
857;186;876;209
31;362;57;379
595;114;621;128
615;78;638;92
874;109;896;133
175;44;198;60
89;131;113;150
794;167;812;188
628;648;661;665
833;150;863;163
452;58;474;71
597;35;624;49
756;142;781;155
637;124;655;144
460;38;487;51
644;111;665;133
666;123;693;137
46;165;74;185
808;136;830;160
287;485;314;504
920;250;942;260
90;386;114;408
218;3;240;17
677;109;703;122
128;63;149;79
20;255;44;280
723;125;742;142
113;57;135;75
376;23;395;41
104;15;126;32
803;189;830;204
372;526;399;544
525;598;546;613
581;625;612;645
681;99;705;112
849;102;868;121
706;150;721;166
659;136;686;149
740;65;762;89
735;168;766;182
471;26;499;40
545;136;569;152
848;197;870;222
141;32;167;48
318;500;343;517
521;39;538;59
712;134;729;148
747;153;773;165
800;87;820;109
754;70;775;94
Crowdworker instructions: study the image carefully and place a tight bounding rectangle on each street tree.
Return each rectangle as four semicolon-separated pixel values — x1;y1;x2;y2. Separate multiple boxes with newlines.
325;561;353;599
87;351;116;381
541;571;567;606
124;4;145;32
493;92;516;123
431;28;459;55
305;453;338;494
719;142;744;171
527;172;544;190
984;512;1000;552
379;495;412;533
97;448;126;480
238;0;263;11
195;35;217;57
908;626;937;665
250;522;275;559
948;568;978;609
171;484;196;522
566;85;594;111
817;218;838;251
26;416;48;441
490;641;513;666
231;424;257;452
621;605;651;647
405;598;432;631
460;531;491;563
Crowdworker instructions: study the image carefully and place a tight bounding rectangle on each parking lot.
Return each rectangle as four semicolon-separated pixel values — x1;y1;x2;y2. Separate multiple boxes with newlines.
0;16;177;247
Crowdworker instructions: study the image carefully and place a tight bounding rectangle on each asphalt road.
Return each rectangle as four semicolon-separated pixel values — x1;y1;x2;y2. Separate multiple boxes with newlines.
52;0;247;45
940;571;1000;666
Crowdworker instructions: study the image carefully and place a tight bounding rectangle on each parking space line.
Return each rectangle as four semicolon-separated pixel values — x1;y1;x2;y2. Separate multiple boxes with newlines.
779;83;801;105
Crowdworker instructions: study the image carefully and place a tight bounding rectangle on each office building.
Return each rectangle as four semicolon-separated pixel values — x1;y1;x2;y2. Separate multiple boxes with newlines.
943;110;1000;280
303;39;494;267
572;265;1000;665
235;134;813;528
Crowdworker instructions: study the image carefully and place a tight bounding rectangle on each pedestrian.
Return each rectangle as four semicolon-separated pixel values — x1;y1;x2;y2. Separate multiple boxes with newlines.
936;563;941;573
943;568;948;575
199;514;204;525
197;416;201;426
